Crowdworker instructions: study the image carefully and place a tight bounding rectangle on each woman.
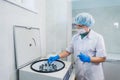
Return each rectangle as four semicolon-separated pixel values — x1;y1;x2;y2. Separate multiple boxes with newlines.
48;12;106;80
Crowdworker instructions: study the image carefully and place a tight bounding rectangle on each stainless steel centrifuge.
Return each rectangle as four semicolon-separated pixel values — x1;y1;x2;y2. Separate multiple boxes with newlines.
13;25;73;80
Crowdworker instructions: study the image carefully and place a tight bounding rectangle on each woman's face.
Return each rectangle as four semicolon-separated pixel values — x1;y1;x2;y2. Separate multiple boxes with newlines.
75;24;90;32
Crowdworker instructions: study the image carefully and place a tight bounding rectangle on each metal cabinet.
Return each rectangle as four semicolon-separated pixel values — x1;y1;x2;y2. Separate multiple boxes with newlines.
103;60;120;80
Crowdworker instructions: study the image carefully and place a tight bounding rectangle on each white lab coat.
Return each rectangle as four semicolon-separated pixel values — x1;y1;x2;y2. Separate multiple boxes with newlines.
66;30;106;80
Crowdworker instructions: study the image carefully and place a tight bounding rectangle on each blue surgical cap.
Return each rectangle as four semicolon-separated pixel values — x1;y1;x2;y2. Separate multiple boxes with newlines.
74;12;95;27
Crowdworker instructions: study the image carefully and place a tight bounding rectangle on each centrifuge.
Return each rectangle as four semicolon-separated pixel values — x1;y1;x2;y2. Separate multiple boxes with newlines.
13;25;74;80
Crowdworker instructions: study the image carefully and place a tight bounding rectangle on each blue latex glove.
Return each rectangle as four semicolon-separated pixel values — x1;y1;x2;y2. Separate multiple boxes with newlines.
77;52;91;63
48;55;60;64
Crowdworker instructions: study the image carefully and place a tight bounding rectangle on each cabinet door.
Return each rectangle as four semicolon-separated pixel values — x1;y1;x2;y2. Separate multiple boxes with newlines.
103;61;120;80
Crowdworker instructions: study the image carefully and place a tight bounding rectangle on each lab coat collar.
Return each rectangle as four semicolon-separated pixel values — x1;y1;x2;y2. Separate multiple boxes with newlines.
87;29;95;39
75;29;94;40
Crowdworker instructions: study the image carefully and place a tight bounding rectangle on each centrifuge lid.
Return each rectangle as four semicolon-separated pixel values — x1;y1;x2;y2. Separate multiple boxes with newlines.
13;26;41;69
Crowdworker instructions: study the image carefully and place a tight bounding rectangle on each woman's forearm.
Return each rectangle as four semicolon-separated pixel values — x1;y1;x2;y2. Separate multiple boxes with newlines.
91;57;106;63
58;51;71;58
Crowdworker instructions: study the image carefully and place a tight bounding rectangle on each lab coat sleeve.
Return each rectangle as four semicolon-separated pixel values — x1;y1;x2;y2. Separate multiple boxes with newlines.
95;35;107;57
66;41;74;54
66;35;75;54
